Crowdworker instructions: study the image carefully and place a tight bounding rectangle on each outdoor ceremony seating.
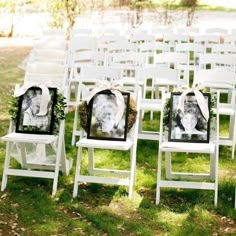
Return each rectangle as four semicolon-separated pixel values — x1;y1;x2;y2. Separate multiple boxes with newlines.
156;90;220;206
1;62;72;196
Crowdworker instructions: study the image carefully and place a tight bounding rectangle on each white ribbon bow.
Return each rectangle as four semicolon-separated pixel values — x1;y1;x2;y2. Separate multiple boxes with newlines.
14;83;51;116
177;83;209;121
85;80;125;126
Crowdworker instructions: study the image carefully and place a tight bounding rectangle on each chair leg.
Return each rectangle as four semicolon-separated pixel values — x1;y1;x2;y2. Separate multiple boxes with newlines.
214;147;219;207
88;148;94;174
73;147;82;198
165;152;172;179
156;150;162;205
128;148;136;199
235;187;236;209
71;105;79;146
231;115;236;159
1;142;12;191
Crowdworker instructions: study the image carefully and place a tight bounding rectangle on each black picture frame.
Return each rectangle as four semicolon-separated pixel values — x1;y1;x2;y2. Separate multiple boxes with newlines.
15;87;57;134
87;89;130;141
168;92;211;143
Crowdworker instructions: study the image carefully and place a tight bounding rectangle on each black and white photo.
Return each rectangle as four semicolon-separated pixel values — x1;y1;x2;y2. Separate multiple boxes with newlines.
168;92;210;143
87;90;129;141
16;87;57;134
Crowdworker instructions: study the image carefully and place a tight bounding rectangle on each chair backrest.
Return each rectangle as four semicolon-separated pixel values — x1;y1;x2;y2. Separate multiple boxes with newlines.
34;37;67;51
224;34;236;44
194;68;236;89
130;33;155;44
101;27;120;36
29;49;67;64
205;27;228;35
199;53;235;71
193;34;221;51
107;40;137;53
151;27;173;40
193;69;236;114
107;51;146;68
163;33;189;50
175;43;205;65
77;66;123;102
97;35;127;52
154;52;189;67
25;62;67;92
70;28;93;38
138;41;170;65
137;66;180;99
69;36;97;52
176;27;200;36
211;43;236;54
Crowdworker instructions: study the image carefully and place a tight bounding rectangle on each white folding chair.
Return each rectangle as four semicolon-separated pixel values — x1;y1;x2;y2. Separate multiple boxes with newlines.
176;27;200;36
156;90;220;206
193;34;221;52
154;52;189;86
70;28;93;38
67;36;99;105
205;27;228;35
73;87;141;199
211;43;236;54
137;66;181;140
163;33;189;51
71;66;123;145
97;35;127;52
138;41;170;65
1;62;71;195
28;49;67;65
199;53;235;72
224;34;236;44
106;51;146;89
130;33;155;44
151;27;173;41
194;69;236;159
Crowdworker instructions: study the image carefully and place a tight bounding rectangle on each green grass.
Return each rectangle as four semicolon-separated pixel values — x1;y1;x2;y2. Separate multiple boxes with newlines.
0;46;235;235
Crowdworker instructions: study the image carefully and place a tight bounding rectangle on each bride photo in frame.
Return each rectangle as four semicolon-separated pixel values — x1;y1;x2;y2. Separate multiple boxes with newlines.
15;87;57;134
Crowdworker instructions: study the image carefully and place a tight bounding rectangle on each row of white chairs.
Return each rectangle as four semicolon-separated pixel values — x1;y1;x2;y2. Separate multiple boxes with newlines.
2;56;236;207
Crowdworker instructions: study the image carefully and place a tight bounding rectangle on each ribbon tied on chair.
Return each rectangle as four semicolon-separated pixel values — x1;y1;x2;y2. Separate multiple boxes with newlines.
177;83;209;122
85;79;125;126
14;83;51;116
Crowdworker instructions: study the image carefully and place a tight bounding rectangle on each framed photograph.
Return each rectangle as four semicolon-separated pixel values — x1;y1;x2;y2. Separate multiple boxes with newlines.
168;92;211;143
15;87;57;134
87;90;130;141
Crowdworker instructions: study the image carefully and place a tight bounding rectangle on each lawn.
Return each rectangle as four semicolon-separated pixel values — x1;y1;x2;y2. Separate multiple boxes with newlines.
0;45;235;235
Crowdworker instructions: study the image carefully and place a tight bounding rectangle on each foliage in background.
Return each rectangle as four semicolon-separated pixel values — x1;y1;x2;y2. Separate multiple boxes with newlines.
44;0;85;33
180;0;199;26
0;0;21;37
128;0;154;26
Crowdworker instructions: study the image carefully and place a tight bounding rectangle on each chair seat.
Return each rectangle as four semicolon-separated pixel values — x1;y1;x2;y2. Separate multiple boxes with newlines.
140;99;162;111
1;132;56;144
76;138;133;150
160;141;215;153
